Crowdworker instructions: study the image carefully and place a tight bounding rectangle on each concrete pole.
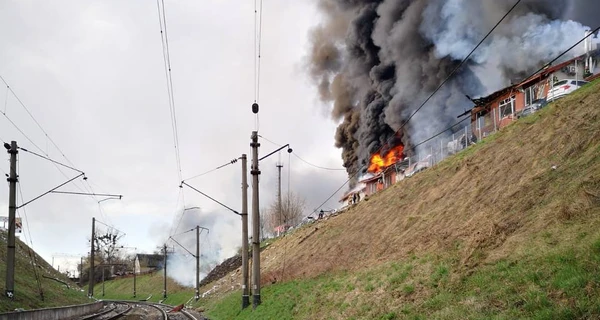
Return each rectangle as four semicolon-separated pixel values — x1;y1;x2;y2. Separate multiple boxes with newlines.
102;266;105;297
250;131;261;308
163;244;167;299
5;141;18;299
195;225;200;301
88;217;96;297
80;256;83;286
276;163;283;229
133;257;136;298
241;154;250;309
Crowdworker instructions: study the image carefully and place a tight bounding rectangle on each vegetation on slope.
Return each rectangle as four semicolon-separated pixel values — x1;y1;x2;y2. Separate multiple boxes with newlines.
199;79;600;319
0;230;89;312
90;271;194;305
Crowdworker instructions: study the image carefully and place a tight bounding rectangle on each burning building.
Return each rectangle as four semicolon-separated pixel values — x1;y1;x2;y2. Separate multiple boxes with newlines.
308;0;599;185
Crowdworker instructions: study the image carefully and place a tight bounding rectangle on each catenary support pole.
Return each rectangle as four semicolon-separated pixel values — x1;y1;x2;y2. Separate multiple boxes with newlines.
195;225;200;301
241;154;250;309
5;141;18;299
102;266;105;297
133;257;137;298
80;257;84;286
163;244;167;299
276;162;283;231
250;131;261;308
88;217;96;297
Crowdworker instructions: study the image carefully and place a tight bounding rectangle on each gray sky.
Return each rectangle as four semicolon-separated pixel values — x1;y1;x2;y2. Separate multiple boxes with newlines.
0;1;347;276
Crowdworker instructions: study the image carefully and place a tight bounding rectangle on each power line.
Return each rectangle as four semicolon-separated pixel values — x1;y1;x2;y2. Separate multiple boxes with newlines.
18;147;84;174
182;158;239;182
169;188;184;236
1;112;45;154
256;0;264;103
253;0;264;130
520;24;600;84
292;154;345;171
395;0;522;137
0;74;73;167
156;0;183;183
307;116;470;216
259;135;345;171
16;164;44;300
0;75;102;205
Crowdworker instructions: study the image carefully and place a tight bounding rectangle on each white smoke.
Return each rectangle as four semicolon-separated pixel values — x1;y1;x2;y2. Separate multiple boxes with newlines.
309;0;597;172
161;207;240;287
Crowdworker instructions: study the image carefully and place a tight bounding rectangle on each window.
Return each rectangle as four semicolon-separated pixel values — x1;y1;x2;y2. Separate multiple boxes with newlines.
576;81;588;86
524;85;540;106
554;80;568;86
499;95;515;118
384;174;392;187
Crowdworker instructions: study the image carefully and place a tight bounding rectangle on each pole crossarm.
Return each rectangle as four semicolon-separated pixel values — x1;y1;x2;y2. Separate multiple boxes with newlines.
169;237;196;257
50;191;123;198
18;147;85;174
258;143;291;162
180;181;241;215
17;173;85;209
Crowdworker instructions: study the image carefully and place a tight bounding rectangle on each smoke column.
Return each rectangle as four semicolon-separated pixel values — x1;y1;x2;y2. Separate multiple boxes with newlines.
162;208;239;287
308;0;598;183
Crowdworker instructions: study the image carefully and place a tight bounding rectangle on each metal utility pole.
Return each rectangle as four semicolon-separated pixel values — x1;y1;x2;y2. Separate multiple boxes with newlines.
163;244;167;299
102;266;105;297
241;154;250;309
5;141;18;299
276;162;283;230
195;225;200;301
80;256;84;286
250;131;261;308
88;217;96;297
133;256;137;298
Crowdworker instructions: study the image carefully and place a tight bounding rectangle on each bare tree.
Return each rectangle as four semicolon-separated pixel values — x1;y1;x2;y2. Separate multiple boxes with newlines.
259;207;271;241
266;192;306;232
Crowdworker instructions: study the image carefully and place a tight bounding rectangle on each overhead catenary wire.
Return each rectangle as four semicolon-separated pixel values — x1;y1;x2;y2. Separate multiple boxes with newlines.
182;158;239;182
94;218;126;237
16;164;44;300
18;147;85;174
0;74;73;168
253;0;264;130
259;135;345;171
156;0;183;183
169;188;185;236
0;75;106;209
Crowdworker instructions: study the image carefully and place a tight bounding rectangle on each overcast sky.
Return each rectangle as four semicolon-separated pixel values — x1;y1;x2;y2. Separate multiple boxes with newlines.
0;1;347;276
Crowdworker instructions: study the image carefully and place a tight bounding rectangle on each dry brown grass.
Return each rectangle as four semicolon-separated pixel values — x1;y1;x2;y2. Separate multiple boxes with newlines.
201;81;600;302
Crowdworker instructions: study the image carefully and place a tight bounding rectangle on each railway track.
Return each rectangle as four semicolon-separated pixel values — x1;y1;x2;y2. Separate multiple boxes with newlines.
79;301;203;320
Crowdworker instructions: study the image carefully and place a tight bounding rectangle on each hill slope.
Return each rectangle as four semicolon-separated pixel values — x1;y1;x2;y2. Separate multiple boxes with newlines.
0;230;89;312
200;80;600;319
90;271;193;305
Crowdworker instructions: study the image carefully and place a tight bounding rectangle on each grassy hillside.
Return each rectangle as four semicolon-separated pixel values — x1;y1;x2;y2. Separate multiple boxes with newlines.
90;271;195;305
0;230;89;312
198;80;600;319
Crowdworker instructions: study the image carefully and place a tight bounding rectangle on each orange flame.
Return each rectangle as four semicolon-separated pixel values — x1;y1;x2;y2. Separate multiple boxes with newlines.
368;145;404;173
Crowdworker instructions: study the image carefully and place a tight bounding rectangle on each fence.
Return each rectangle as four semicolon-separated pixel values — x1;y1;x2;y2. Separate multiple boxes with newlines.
402;118;498;178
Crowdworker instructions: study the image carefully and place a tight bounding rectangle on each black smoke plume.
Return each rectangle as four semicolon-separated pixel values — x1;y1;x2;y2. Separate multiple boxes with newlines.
309;0;597;184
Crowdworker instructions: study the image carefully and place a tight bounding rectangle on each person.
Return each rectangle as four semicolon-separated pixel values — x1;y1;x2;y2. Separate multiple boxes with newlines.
318;209;324;219
356;193;361;203
352;193;357;204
